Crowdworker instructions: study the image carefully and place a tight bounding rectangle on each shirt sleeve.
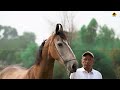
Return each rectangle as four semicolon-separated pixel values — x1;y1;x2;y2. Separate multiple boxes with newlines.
98;72;102;79
100;73;103;79
69;73;76;79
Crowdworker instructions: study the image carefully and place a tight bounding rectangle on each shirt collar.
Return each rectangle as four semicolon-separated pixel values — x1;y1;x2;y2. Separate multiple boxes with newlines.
81;67;93;74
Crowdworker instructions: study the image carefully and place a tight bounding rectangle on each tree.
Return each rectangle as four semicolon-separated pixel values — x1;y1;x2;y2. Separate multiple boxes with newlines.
87;18;98;44
21;32;36;43
93;50;116;79
0;25;37;67
2;26;18;39
97;25;115;47
20;41;38;68
80;18;98;45
80;25;87;44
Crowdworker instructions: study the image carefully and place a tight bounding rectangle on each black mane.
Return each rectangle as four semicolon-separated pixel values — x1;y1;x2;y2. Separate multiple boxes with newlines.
35;39;46;65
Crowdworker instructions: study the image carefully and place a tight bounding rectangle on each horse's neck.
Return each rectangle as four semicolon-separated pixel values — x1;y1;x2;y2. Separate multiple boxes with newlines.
39;56;55;79
26;42;55;79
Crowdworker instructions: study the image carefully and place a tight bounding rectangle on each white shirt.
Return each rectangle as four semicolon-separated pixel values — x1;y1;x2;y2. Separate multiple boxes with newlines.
70;67;102;79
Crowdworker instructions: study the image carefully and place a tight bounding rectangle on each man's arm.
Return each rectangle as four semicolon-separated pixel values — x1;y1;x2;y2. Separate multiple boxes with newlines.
98;71;103;79
69;73;76;79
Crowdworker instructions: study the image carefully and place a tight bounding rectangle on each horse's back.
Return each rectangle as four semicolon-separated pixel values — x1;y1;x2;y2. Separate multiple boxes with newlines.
0;65;28;79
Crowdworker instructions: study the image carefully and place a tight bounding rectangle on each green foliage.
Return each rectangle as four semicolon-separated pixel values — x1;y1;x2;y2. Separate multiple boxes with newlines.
20;42;38;68
93;50;116;79
53;61;69;79
97;25;115;48
1;26;18;39
80;18;98;46
87;18;98;44
0;25;37;67
112;50;120;65
21;32;36;43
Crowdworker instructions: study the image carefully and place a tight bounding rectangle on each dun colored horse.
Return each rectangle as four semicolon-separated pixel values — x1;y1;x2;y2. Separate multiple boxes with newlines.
0;23;78;79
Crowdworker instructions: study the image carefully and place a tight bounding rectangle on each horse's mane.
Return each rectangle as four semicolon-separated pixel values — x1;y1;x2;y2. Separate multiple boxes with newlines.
35;40;46;65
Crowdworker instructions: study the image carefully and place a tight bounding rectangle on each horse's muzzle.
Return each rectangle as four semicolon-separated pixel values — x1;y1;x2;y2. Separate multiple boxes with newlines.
71;63;77;72
66;59;78;73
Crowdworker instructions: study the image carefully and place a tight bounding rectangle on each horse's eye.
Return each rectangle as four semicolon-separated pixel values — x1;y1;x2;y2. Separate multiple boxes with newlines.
58;43;63;47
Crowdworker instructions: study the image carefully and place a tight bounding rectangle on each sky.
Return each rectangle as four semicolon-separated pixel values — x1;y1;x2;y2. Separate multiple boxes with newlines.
0;11;120;45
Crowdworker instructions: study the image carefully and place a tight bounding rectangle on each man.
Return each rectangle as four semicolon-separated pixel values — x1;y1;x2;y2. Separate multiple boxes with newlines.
70;51;102;79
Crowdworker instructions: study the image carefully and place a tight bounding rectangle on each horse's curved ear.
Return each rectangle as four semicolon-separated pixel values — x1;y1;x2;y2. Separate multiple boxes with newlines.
55;23;63;34
59;24;63;31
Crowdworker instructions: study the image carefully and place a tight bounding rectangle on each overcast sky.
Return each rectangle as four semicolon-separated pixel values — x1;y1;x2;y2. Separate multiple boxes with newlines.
0;11;120;45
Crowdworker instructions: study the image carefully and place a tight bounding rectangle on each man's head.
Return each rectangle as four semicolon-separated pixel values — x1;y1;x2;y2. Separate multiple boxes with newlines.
81;51;94;72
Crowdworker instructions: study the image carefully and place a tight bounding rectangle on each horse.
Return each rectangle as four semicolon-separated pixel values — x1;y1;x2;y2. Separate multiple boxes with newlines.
0;23;78;79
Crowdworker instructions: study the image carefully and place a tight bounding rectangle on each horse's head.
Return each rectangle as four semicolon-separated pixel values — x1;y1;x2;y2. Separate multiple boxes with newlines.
45;23;78;73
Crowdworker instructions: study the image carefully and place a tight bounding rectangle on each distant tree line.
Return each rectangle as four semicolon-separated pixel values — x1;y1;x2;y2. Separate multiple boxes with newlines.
0;25;38;68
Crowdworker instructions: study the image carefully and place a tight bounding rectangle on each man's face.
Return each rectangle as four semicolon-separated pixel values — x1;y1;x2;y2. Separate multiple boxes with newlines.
81;55;94;69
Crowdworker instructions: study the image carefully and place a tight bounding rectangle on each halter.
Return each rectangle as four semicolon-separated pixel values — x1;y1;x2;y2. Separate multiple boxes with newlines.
64;59;77;65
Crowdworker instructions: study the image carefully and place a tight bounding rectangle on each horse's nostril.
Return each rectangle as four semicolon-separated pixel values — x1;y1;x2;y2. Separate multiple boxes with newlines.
72;64;77;72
